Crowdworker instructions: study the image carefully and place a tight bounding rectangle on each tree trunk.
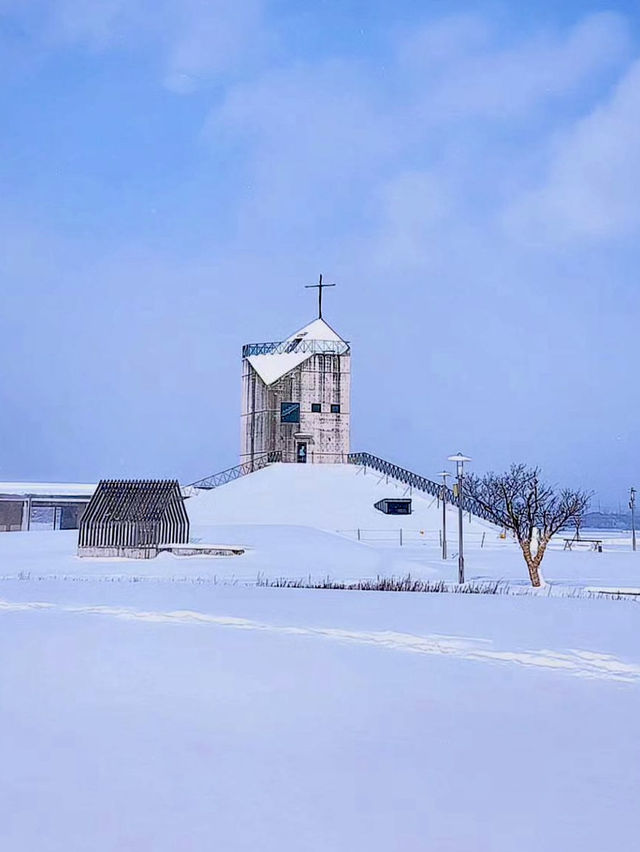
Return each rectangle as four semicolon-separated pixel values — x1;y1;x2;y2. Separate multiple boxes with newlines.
520;539;548;587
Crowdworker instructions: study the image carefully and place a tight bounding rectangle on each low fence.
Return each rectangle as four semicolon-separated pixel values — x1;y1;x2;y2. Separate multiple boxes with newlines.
335;528;501;548
336;527;638;554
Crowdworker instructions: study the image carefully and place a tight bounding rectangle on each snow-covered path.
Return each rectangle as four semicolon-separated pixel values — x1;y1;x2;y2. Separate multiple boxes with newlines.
2;595;639;683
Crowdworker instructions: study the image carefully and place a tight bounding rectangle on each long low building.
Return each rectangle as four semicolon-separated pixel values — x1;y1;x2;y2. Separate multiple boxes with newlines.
0;482;96;532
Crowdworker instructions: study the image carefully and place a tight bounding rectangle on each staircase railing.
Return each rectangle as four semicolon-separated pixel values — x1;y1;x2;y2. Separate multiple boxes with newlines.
242;339;350;358
347;452;494;523
186;452;282;491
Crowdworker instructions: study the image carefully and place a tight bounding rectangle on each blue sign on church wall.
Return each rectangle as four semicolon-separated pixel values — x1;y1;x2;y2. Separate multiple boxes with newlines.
281;402;300;423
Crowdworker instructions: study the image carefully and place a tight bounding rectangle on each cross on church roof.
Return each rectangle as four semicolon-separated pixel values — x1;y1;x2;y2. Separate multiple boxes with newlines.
305;274;335;319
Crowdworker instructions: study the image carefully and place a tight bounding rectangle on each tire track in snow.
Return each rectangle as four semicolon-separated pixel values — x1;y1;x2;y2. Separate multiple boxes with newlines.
1;598;639;683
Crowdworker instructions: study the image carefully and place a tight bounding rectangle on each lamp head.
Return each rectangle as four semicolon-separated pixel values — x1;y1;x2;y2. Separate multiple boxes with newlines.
447;453;472;463
447;452;471;474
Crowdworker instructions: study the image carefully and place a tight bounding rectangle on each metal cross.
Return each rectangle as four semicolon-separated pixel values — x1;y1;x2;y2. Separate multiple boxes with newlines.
305;274;335;319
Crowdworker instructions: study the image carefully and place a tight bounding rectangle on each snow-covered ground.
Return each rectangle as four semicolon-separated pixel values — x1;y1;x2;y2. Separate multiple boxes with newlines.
1;580;639;851
4;524;640;592
1;463;639;850
1;464;639;591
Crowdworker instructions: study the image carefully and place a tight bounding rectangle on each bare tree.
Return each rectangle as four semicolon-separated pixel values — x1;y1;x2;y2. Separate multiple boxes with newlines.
465;464;590;587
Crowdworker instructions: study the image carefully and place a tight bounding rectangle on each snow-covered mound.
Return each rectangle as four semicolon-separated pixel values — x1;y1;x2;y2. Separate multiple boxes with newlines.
187;462;492;535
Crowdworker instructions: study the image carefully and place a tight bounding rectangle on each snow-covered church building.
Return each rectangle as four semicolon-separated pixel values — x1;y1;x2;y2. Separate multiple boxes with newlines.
240;313;351;466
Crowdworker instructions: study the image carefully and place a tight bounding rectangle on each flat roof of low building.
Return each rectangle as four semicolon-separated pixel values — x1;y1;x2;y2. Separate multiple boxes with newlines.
0;482;96;498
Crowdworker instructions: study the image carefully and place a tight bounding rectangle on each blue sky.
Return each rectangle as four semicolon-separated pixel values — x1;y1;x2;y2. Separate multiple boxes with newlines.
1;0;639;505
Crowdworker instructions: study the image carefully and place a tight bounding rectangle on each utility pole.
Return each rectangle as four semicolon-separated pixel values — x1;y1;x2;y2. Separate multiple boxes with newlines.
437;471;452;560
630;487;636;552
448;453;471;584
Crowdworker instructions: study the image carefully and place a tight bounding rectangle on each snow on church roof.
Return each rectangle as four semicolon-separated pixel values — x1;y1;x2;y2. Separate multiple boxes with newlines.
245;318;349;386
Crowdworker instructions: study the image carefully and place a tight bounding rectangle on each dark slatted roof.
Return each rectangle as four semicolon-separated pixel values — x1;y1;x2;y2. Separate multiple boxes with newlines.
78;479;190;550
84;480;183;523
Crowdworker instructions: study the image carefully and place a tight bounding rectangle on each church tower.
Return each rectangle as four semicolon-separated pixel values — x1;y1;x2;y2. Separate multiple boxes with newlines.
241;279;351;465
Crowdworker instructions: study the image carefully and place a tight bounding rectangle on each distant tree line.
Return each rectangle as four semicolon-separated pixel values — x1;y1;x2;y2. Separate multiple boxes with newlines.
581;511;634;530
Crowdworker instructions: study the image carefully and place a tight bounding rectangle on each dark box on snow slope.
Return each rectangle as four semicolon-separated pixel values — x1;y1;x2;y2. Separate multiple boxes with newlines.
374;498;412;515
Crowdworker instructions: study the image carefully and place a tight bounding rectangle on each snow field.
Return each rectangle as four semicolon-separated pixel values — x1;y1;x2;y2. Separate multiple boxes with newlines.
1;581;639;851
1;462;639;850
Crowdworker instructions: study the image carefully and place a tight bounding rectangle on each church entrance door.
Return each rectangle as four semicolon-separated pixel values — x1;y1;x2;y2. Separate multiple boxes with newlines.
296;442;307;463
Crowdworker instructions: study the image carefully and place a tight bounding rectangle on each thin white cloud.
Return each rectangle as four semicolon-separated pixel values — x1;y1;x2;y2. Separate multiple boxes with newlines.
505;59;640;244
206;59;400;236
406;12;631;121
398;13;494;69
45;0;130;48
367;171;454;269
1;0;269;89
163;0;268;93
201;9;635;259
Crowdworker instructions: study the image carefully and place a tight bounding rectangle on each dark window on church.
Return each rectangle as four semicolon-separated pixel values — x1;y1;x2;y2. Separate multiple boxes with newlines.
281;402;300;423
284;337;303;353
331;404;341;414
311;403;321;413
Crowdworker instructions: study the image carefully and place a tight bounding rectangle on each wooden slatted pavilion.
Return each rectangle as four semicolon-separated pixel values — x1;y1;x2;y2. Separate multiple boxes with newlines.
78;479;189;558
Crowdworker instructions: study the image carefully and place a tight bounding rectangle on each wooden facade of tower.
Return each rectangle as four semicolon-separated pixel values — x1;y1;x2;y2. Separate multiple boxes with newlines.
241;318;351;466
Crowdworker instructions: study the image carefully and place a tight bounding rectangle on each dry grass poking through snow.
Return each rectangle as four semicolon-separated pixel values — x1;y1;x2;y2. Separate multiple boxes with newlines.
5;571;640;602
256;573;640;602
256;575;505;593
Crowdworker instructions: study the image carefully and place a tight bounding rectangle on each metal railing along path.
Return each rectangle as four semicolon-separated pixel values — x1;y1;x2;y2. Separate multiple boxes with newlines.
346;452;495;523
186;452;283;492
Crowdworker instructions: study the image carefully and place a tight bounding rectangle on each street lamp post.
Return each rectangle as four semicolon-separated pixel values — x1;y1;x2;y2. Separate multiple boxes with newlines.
630;487;636;552
437;471;452;560
447;453;472;584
